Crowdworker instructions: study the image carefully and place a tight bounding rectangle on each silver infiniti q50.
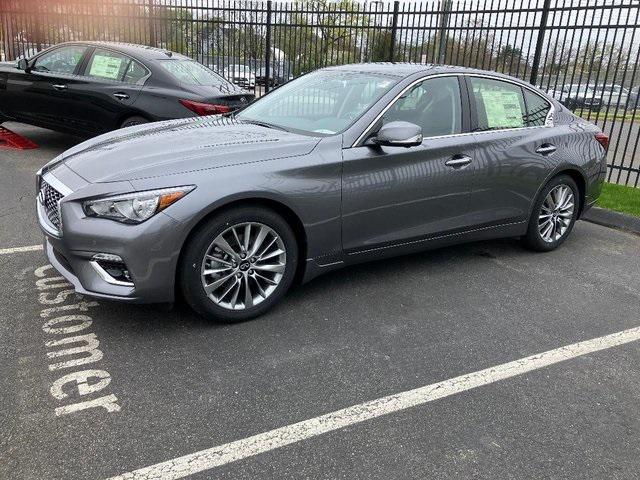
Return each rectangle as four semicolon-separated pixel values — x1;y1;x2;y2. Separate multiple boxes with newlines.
36;64;607;322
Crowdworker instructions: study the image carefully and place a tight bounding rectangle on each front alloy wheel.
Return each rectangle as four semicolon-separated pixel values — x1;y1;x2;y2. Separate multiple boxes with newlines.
180;206;298;322
201;222;286;310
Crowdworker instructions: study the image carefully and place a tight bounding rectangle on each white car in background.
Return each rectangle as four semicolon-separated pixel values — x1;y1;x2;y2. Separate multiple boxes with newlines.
222;64;256;89
596;84;630;107
547;84;602;111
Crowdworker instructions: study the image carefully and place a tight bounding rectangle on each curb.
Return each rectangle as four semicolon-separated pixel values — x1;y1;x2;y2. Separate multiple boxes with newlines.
582;206;640;235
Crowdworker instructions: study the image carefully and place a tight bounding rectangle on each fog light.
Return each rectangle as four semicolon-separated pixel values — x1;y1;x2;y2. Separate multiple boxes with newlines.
90;254;133;286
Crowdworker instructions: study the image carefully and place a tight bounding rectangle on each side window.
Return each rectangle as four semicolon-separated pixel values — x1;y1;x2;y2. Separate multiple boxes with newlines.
123;60;149;84
470;77;526;130
524;90;551;127
382;76;462;138
33;46;87;74
85;49;147;83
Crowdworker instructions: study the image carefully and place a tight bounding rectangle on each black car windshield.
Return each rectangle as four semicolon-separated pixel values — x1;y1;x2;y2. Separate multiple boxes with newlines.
158;59;231;86
236;70;398;135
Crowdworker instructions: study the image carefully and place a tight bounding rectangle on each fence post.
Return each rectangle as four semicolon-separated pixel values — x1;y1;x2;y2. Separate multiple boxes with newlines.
389;1;399;62
437;0;452;64
529;0;552;86
147;0;156;47
264;0;272;93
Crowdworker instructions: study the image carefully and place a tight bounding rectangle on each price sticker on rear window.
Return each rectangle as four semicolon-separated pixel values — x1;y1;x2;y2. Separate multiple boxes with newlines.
481;90;524;128
89;55;123;80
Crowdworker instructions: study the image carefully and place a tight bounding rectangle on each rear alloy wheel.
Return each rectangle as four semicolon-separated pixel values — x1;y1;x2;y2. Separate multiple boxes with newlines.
120;116;148;129
523;175;579;252
180;207;298;322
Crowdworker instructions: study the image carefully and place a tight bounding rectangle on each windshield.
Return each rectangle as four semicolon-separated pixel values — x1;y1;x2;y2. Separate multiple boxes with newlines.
158;59;231;86
236;70;397;135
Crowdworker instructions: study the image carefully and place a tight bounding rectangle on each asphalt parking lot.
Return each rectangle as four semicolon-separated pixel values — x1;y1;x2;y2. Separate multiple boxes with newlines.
2;122;640;480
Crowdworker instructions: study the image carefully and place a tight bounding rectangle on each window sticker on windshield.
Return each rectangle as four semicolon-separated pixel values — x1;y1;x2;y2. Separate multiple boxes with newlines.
89;55;123;80
480;90;524;128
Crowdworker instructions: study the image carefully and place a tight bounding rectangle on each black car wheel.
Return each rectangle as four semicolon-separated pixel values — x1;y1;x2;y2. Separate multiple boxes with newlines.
523;175;580;252
180;206;298;322
120;116;148;129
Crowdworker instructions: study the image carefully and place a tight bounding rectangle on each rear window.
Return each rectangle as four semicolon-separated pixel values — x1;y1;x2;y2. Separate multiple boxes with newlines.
158;60;231;86
524;90;551;127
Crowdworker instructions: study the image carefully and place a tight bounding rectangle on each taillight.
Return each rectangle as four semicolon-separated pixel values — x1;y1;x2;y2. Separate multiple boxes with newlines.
595;132;609;151
179;99;230;116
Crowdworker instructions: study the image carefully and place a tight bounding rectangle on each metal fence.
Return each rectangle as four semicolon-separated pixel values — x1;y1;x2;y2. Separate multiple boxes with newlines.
1;0;639;186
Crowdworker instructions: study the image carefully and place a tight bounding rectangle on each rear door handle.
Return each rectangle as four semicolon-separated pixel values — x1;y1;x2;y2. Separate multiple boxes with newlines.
445;155;472;169
51;84;67;91
536;144;557;155
113;92;130;100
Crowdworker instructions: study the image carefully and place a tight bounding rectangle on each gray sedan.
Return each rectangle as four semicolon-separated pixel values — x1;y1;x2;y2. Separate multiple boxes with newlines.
36;64;608;322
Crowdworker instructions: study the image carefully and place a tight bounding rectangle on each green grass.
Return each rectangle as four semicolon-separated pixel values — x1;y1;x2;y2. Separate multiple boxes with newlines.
597;183;640;217
574;108;639;123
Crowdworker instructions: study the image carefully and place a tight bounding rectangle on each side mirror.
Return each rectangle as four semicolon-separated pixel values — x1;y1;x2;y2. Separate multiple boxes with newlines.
370;121;423;148
16;58;29;71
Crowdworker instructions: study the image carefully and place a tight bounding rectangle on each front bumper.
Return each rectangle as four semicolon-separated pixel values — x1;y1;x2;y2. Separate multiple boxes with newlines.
37;176;186;304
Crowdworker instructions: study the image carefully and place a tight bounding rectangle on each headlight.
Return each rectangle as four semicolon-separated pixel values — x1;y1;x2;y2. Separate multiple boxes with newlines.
83;186;195;223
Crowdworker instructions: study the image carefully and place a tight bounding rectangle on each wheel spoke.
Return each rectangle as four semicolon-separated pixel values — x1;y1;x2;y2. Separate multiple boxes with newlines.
218;277;239;300
231;227;243;250
243;275;253;308
243;224;251;253
254;271;278;286
251;275;267;298
203;267;233;276
204;272;236;294
206;255;233;267
254;263;285;273
214;236;238;259
249;226;269;257
230;280;241;309
259;248;285;261
257;237;278;259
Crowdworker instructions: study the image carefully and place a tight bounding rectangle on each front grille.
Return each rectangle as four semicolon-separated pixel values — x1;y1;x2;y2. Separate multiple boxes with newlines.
40;180;63;229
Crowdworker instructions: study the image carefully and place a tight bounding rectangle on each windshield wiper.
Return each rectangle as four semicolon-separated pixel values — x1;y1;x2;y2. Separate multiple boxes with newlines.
240;119;288;132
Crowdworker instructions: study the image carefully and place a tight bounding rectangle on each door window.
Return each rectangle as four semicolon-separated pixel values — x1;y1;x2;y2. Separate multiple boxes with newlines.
86;49;147;83
523;90;551;127
470;77;526;130
33;46;87;74
382;76;462;138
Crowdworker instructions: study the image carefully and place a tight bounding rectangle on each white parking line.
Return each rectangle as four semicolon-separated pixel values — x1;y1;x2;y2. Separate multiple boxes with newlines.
0;244;42;255
108;325;640;480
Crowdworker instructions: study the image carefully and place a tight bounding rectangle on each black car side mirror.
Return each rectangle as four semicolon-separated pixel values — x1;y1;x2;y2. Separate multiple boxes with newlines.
369;121;423;148
16;58;30;72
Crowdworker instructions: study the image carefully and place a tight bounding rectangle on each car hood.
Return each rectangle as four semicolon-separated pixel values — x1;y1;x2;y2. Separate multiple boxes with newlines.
57;117;321;183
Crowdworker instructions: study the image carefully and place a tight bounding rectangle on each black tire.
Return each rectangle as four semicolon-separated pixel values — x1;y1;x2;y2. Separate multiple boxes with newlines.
120;116;148;129
179;206;298;323
522;174;580;252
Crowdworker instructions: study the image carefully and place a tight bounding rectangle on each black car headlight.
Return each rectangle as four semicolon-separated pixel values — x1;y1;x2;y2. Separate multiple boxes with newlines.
83;186;195;223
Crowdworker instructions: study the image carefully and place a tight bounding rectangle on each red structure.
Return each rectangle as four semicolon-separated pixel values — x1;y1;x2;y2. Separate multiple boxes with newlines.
0;126;38;150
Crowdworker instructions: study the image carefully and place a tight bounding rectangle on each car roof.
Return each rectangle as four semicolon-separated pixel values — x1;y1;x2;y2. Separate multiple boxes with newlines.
52;41;191;61
322;62;539;85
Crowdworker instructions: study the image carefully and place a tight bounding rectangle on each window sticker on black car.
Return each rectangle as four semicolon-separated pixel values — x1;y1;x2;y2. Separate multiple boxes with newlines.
89;55;123;80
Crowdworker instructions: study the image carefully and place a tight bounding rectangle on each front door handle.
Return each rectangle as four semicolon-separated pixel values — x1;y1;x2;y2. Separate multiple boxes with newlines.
445;155;472;169
51;84;67;91
536;144;557;155
113;92;130;100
